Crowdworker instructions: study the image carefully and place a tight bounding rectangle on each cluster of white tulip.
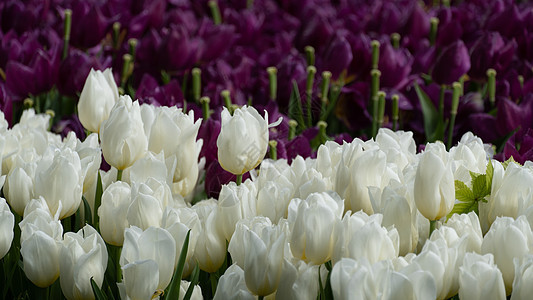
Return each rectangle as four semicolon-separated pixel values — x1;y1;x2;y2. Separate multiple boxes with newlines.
2;68;533;299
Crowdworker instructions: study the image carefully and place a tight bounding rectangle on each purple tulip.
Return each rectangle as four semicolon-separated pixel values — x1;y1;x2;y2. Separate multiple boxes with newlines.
336;83;372;131
198;118;221;166
320;33;353;80
135;74;185;107
197;19;237;62
379;42;413;90
500;129;533;164
431;40;470;85
0;83;13;126
468;32;516;80
204;160;250;198
159;25;202;71
67;1;110;49
53;114;86;140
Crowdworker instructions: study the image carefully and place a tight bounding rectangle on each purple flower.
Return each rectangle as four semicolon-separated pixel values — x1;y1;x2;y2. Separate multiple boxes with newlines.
159;25;202;71
53;114;86;140
378;42;413;90
204;160;250;198
67;1;110;49
135;74;185;107
500;129;533;164
468;32;516;80
320;33;353;80
198;118;221;166
431;40;470;85
197;19;237;62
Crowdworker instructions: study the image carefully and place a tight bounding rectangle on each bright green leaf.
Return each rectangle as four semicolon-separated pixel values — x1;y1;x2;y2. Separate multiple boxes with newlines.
455;180;474;203
471;174;488;199
166;230;191;300
91;277;108;300
414;83;444;142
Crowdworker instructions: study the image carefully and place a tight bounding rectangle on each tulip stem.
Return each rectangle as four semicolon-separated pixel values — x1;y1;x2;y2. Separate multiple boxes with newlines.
201;96;211;120
447;82;461;150
429;17;439;46
267;67;277;101
371;40;380;70
236;174;243;186
192;68;201;102
208;0;222;25
429;220;437;238
288;120;298;140
306;66;317;127
391;33;400;49
305;46;315;66
117;169;123;181
377;91;386;130
269;140;278;160
62;9;72;60
210;273;218;295
258;296;264;300
319;71;332;121
221;90;232;110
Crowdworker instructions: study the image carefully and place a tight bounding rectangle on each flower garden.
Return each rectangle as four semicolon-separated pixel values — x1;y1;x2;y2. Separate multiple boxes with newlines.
1;0;533;299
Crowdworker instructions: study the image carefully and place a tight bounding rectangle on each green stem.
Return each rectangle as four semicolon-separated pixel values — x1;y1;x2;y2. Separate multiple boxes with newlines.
121;54;133;90
370;69;381;103
305;46;315;66
269;140;278;160
62;9;72;60
306;66;316;127
447;82;461;150
317;121;328;145
236;174;243;186
117;169;123;182
192;68;202;102
377;91;386;130
267;67;277;101
371;40;380;70
391;33;400;49
392;94;399;131
112;22;121;50
208;0;222;25
210;273;218;296
288;120;297;140
258;296;264;300
320;71;332;121
221;90;232;110
429;220;437;238
128;38;138;60
200;96;211;120
429;17;439;46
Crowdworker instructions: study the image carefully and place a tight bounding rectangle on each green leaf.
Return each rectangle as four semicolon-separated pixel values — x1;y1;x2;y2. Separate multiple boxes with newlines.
94;171;103;229
288;80;306;130
502;156;520;169
455;180;474;203
414;83;444;142
485;159;494;192
471;174;488;199
447;201;478;220
82;196;93;227
183;263;200;300
91;277;108;300
166;231;191;300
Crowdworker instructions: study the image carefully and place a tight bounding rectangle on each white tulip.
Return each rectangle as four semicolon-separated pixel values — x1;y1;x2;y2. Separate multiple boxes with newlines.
217;181;257;241
192;199;226;273
60;225;108;300
77;68;119;133
100;96;148;170
414;142;454;221
98;181;131;246
217;106;280;175
0;198;14;259
120;226;176;291
481;216;533;295
511;255;533;300
213;264;255;300
459;252;505;300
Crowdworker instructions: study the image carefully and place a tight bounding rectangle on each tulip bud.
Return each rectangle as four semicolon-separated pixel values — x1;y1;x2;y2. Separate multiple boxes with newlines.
192;199;226;273
100;96;148;170
0;198;14;259
217;181;257;241
459;253;505;300
414;142;454;221
77;68;119;133
98;181;131;246
214;264;255;300
290;192;344;264
512;255;533;299
481;216;533;295
217;106;281;175
60;225;108;300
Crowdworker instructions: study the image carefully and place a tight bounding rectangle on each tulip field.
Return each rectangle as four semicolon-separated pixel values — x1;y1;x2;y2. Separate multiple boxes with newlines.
3;0;533;299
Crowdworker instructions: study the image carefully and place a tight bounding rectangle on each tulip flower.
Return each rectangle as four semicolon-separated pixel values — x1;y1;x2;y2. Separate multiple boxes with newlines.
77;68;119;133
276;259;320;300
192;199;226;273
59;225;108;300
431;40;471;85
33;147;84;219
446;212;483;253
511;255;533;300
100;96;148;170
120;226;176;292
459;253;506;300
19;198;63;288
481;216;533;295
217;105;281;175
213;264;255;300
414;142;454;221
98;181;131;246
0;198;14;259
289;192;344;265
217;181;257;241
